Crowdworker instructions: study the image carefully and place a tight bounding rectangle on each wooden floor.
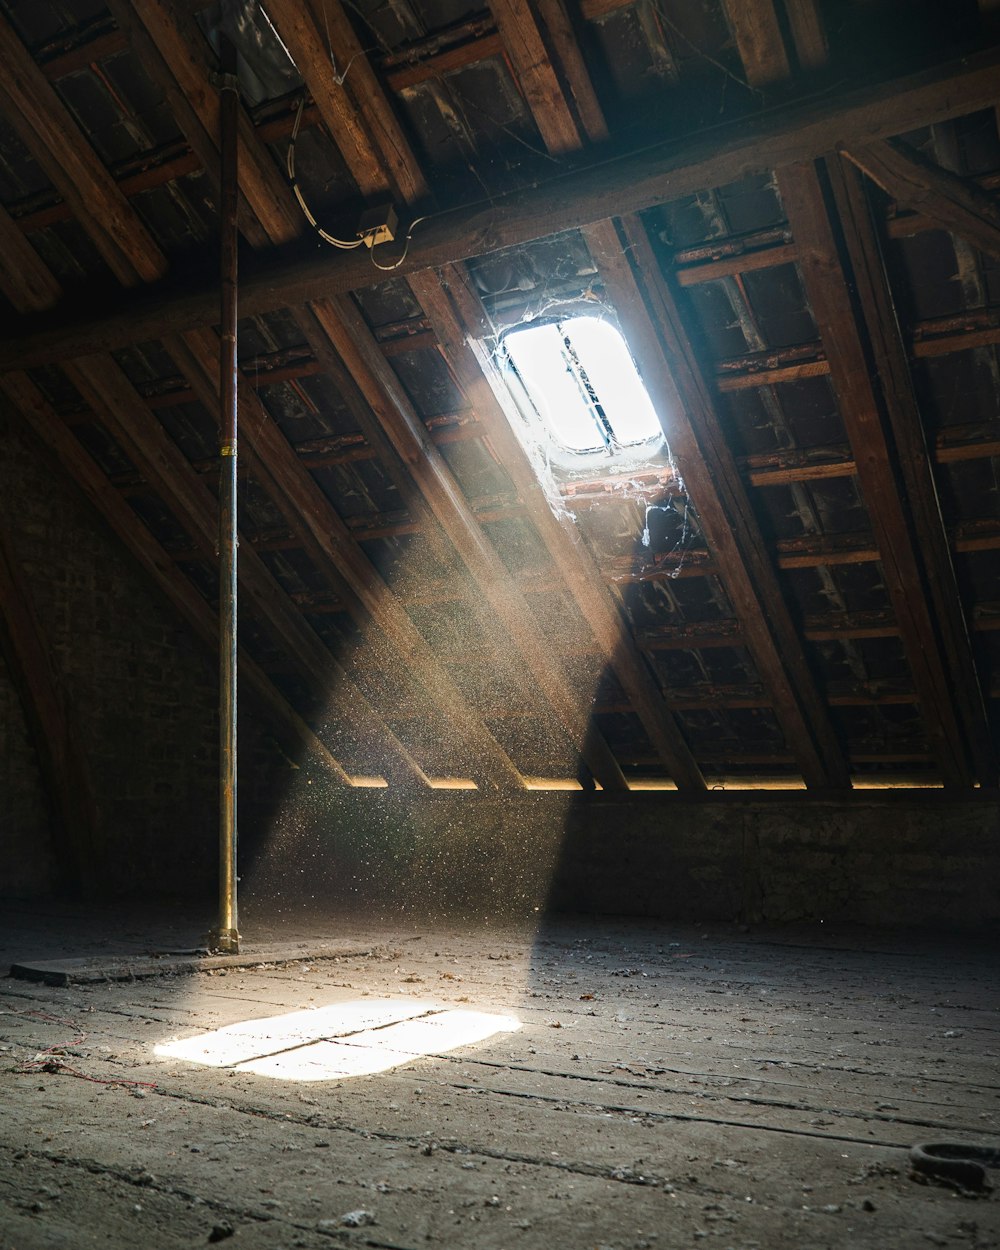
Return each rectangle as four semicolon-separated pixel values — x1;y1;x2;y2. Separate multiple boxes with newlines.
1;905;998;1249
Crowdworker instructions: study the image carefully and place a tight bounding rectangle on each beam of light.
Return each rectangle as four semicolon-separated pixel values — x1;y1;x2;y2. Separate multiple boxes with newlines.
154;999;521;1081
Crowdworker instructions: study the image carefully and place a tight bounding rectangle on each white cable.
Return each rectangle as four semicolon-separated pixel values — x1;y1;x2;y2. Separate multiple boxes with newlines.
286;98;445;272
286;100;365;250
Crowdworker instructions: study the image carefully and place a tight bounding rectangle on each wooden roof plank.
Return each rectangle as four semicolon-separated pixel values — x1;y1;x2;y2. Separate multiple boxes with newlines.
5;45;1000;369
0;9;167;285
584;214;851;789
106;0;300;249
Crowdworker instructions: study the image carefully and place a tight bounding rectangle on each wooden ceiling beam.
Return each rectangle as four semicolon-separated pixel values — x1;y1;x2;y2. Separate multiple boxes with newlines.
0;201;62;314
291;307;482;592
1;371;352;784
107;0;300;248
585;215;851;789
637;610;902;647
843;137;1000;262
9;44;1000;369
824;154;997;786
171;327;527;793
62;353;430;786
410;265;705;790
310;293;631;791
780;166;975;790
724;0;982;786
0;9;166;286
264;0;427;203
488;0;587;154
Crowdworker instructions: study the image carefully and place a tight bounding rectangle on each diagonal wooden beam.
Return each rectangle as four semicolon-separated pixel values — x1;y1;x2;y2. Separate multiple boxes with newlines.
725;0;980;787
310;293;631;790
584;215;851;789
62;353;430;786
0;9;166;286
842;137;1000;262
5;45;1000;369
722;0;790;85
265;0;427;203
170;326;527;793
409;264;706;790
105;0;300;249
0;202;62;313
531;0;609;143
489;0;587;154
0;513;98;896
1;371;351;784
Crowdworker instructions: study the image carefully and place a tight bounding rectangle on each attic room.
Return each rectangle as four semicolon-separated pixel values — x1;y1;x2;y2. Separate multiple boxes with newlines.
1;0;999;1244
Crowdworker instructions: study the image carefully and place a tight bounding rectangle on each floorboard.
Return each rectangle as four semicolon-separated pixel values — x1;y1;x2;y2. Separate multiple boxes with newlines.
1;908;998;1248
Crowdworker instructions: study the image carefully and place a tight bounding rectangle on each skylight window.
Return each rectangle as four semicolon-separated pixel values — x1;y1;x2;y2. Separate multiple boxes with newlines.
501;315;662;460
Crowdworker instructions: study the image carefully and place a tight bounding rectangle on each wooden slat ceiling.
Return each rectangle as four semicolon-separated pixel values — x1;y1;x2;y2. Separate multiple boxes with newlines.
0;0;998;790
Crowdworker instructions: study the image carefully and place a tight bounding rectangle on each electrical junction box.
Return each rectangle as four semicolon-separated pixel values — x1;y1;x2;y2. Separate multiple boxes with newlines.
357;204;398;248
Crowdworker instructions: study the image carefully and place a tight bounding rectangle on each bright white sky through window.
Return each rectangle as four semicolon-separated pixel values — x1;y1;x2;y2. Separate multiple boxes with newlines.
503;315;661;454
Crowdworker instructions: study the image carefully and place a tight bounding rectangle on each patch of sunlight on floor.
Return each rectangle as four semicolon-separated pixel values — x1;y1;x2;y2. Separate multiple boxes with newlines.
155;1000;521;1081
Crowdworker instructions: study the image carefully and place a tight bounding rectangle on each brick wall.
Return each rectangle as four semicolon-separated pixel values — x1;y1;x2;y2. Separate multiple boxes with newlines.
238;787;1000;932
0;402;219;898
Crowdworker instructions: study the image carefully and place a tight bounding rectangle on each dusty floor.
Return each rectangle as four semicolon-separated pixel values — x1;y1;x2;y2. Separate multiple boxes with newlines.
1;905;998;1249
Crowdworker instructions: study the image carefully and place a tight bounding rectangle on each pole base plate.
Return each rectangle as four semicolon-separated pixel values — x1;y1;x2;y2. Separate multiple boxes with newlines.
209;927;241;954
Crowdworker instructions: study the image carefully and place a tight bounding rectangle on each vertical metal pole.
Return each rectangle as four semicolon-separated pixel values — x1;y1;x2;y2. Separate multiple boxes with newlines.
212;34;240;954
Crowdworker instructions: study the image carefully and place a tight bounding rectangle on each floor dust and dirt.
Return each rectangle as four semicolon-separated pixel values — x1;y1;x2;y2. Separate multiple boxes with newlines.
1;905;998;1248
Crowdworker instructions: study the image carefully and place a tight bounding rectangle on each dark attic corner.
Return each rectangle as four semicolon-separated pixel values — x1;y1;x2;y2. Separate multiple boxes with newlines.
1;0;1000;1245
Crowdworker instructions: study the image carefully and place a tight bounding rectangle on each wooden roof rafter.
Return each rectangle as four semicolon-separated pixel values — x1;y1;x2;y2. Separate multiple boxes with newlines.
0;6;166;286
0;371;352;787
583;214;851;789
169;326;529;793
311;292;632;791
105;0;301;248
63;350;431;786
720;0;994;787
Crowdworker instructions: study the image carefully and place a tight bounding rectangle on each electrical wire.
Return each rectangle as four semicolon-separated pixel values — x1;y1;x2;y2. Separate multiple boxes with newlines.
368;213;430;271
286;97;438;272
286;100;365;250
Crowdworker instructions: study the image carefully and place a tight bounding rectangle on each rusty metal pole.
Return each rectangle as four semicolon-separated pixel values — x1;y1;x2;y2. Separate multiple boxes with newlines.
212;33;240;954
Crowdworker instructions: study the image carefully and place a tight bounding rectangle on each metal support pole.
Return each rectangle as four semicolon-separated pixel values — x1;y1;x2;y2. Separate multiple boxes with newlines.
211;34;240;954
